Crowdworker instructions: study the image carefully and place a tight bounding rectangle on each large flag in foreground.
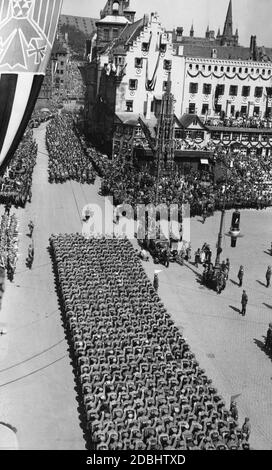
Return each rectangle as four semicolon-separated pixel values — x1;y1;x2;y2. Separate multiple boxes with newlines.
0;0;63;168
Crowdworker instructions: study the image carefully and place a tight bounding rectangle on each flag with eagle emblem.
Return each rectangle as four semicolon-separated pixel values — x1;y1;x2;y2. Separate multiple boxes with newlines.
0;0;63;168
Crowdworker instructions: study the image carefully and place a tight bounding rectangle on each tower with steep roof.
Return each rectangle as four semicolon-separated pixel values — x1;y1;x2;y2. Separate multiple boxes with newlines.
223;0;233;38
96;0;136;54
219;0;239;46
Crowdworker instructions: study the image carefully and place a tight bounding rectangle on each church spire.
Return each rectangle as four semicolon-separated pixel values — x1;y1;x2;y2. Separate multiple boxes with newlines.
190;23;194;37
223;0;233;38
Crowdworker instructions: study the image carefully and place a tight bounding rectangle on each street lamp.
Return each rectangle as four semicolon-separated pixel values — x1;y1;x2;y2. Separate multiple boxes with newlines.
214;150;243;270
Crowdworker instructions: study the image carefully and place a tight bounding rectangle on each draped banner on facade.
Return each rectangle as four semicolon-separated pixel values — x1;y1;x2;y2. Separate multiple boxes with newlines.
0;0;63;168
187;70;272;82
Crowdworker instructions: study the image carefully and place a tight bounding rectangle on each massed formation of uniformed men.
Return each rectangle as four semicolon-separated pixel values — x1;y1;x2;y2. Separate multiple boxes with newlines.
49;234;251;451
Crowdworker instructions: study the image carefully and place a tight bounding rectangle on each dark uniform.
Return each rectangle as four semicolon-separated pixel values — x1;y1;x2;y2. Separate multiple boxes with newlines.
238;266;244;287
241;418;251;441
241;290;248;316
153;274;159;292
195;249;201;268
28;220;34;237
230;401;238;421
266;266;272;288
27;242;34;269
226;258;230;279
265;323;272;351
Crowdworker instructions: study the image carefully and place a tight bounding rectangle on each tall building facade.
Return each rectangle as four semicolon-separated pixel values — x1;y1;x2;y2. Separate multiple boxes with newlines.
81;0;272;165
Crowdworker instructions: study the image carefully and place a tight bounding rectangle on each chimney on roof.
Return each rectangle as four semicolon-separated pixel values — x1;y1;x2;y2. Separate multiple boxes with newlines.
250;35;257;61
176;26;183;41
217;27;221;38
211;48;217;59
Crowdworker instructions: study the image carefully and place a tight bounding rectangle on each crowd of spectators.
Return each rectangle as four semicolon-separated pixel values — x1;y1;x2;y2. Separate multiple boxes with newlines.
46;115;96;184
175;139;215;152
0;129;37;207
207;115;272;129
100;146;272;217
0;212;19;281
50;234;250;450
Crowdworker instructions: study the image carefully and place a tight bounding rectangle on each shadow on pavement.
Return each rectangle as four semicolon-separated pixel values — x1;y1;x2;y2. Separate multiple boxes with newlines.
184;262;202;280
230;279;240;287
256;280;267;288
263;302;272;310
253;337;272;360
229;305;241;315
263;250;271;256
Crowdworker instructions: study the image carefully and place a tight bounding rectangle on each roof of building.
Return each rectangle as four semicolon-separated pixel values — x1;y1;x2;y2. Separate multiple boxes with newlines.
52;36;69;55
179;114;209;130
59;15;97;36
107;17;144;55
96;15;131;25
178;44;252;60
115;113;139;125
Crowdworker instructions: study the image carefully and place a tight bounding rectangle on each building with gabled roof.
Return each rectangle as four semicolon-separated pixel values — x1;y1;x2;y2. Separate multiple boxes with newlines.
81;0;272;168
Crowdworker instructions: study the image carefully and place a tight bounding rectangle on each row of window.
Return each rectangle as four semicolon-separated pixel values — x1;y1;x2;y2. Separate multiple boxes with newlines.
188;63;272;76
103;28;120;41
188;102;267;116
210;132;272;141
134;58;172;70
189;82;272;98
128;79;172;91
141;42;167;54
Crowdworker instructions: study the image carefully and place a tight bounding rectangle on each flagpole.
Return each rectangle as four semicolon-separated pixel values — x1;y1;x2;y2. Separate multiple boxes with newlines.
214;151;232;269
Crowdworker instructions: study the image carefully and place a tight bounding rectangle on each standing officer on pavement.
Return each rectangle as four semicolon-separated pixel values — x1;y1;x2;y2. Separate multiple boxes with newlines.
226;258;230;279
265;323;272;352
238;265;244;287
153;273;159;292
265;265;272;288
241;290;248;316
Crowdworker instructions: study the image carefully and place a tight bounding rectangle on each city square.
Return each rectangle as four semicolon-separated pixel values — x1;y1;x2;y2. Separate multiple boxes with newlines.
0;0;272;454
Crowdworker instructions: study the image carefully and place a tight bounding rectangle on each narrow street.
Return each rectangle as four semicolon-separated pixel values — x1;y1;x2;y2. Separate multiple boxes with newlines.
0;123;104;450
